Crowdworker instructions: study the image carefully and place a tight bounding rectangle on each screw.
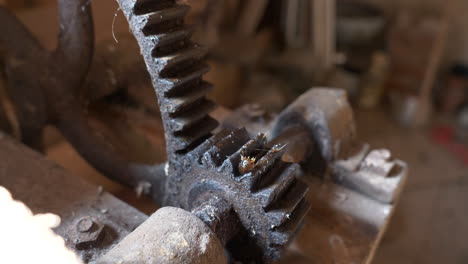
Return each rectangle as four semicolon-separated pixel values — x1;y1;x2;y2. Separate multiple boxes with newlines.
76;217;94;233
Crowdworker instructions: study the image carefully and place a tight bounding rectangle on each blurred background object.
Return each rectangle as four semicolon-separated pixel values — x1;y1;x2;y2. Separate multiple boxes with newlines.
387;12;448;127
439;64;468;114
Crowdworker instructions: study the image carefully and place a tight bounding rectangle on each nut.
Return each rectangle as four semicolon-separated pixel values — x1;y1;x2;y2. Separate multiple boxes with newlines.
73;217;105;250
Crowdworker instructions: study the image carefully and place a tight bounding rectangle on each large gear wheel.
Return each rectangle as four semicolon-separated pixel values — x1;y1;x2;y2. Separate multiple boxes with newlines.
116;0;310;261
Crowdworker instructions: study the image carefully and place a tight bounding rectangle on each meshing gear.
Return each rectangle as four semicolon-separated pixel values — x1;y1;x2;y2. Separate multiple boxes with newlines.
116;0;310;262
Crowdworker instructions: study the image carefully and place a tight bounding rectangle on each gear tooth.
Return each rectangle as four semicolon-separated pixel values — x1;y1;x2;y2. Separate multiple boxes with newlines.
159;46;208;78
270;199;310;247
165;81;213;115
150;26;196;60
138;4;190;22
126;0;217;157
134;0;176;15
173;116;218;153
208;129;232;144
164;64;210;94
169;99;217;132
247;144;286;190
239;139;258;156
219;152;240;175
201;150;219;169
256;163;299;209
240;134;267;158
270;219;306;249
201;128;250;168
266;180;309;227
139;5;191;39
191;129;231;160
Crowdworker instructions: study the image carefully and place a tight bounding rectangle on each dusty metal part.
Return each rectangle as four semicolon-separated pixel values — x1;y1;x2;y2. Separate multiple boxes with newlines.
77;217;95;233
216;88;407;263
177;128;310;262
115;0;311;262
0;133;147;263
291;142;407;263
271;87;356;163
269;123;317;165
73;217;106;250
332;145;408;204
224;97;407;263
118;0;218;161
191;196;239;246
97;207;227;264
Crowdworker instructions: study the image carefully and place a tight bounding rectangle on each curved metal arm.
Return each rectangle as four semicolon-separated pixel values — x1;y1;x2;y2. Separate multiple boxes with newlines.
57;106;166;202
0;7;47;150
54;0;94;85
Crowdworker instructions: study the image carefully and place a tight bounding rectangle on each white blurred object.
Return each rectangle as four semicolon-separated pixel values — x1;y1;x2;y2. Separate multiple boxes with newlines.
0;186;82;264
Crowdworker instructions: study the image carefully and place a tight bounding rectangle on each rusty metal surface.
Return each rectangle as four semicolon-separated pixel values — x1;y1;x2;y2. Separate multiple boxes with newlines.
0;133;148;262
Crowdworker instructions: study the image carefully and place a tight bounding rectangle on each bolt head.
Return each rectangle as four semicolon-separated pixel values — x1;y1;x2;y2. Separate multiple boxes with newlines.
77;217;94;233
72;217;105;250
